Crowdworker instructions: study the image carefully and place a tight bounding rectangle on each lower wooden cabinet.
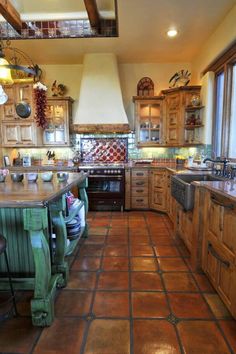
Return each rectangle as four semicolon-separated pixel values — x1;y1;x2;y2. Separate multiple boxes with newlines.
149;169;166;211
131;169;149;209
176;205;193;251
202;190;236;318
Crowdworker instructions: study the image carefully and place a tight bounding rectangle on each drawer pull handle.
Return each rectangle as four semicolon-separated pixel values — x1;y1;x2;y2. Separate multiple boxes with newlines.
211;196;234;210
136;189;144;193
208;243;230;268
136;182;144;186
136;173;144;176
136;199;144;202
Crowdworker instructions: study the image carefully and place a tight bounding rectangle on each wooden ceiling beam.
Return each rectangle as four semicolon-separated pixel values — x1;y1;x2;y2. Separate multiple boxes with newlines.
84;0;101;33
0;0;22;34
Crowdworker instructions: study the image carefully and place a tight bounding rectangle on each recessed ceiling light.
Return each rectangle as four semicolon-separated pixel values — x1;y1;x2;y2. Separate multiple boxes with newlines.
167;29;178;38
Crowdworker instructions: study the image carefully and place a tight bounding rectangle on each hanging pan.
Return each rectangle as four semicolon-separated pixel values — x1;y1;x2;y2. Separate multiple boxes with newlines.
15;87;31;118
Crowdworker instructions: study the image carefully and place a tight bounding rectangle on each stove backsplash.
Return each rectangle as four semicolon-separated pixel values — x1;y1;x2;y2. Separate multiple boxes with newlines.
80;138;128;162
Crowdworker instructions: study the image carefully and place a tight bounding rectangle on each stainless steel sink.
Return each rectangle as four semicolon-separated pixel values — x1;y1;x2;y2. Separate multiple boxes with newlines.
171;174;224;211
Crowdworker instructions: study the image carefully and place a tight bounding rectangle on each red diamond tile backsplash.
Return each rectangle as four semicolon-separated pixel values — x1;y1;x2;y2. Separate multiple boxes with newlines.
81;138;127;163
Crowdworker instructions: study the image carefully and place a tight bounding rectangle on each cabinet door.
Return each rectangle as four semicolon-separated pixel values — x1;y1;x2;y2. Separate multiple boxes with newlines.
2;123;36;146
19;124;36;145
44;100;69;146
2;124;19;145
149;171;166;211
202;191;236;317
1;86;16;121
134;98;163;146
15;84;34;120
152;170;166;188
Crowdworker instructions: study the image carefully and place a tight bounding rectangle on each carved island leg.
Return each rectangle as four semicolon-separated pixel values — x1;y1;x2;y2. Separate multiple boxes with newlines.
49;196;69;286
23;208;63;327
79;178;89;238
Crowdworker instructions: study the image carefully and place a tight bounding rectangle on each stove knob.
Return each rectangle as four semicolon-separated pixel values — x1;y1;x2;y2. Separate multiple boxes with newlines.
107;170;110;174
90;170;94;174
118;170;121;174
104;170;107;174
110;170;114;174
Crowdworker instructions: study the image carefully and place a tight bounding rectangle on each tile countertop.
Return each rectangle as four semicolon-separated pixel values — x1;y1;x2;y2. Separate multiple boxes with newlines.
193;180;236;203
126;162;236;202
4;165;78;172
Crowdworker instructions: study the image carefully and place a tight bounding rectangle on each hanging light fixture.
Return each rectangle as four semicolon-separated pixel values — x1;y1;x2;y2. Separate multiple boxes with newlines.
0;40;42;84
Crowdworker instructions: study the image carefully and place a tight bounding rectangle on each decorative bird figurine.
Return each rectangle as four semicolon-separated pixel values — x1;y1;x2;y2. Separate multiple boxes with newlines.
51;80;67;96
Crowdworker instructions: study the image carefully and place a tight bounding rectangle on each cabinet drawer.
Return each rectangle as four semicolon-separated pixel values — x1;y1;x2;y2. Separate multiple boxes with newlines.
132;187;148;196
131;196;149;209
132;170;148;178
132;179;148;188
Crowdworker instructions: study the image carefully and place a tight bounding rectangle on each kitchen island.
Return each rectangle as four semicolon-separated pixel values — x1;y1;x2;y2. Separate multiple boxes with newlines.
0;172;88;326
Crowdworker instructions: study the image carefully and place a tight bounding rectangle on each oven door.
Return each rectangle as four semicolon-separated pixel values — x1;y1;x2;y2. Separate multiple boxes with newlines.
87;174;124;211
87;175;124;194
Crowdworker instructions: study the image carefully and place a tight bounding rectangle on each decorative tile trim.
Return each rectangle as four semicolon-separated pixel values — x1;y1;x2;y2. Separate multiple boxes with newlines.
0;19;117;40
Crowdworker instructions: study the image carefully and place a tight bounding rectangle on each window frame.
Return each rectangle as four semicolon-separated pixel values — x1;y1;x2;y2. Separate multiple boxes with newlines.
205;41;236;160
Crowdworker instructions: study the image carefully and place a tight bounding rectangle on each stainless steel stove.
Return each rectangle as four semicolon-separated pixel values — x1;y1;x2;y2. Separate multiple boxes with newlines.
78;163;125;211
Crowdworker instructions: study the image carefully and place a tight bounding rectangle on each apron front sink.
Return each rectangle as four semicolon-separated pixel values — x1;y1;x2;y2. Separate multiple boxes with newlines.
171;174;224;211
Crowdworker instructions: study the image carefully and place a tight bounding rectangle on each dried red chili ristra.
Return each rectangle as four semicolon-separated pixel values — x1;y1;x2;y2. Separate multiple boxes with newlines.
33;83;48;129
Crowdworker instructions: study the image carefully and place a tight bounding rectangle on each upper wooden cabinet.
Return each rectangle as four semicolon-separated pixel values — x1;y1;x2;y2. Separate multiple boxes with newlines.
43;97;73;146
161;85;202;146
133;96;164;147
0;83;37;147
133;86;202;147
1;84;34;122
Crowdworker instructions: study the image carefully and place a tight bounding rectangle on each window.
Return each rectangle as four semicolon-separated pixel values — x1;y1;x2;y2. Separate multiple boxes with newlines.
229;63;236;158
214;72;224;157
206;42;236;159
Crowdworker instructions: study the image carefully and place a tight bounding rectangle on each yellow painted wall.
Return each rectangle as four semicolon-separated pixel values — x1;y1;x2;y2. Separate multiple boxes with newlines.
41;61;192;128
192;4;236;82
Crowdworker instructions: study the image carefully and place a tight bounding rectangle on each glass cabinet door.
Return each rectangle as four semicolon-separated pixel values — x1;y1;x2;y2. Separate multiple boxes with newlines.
135;98;163;146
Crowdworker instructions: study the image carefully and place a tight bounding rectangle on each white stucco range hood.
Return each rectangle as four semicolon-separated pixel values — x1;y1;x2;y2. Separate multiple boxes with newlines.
72;53;130;133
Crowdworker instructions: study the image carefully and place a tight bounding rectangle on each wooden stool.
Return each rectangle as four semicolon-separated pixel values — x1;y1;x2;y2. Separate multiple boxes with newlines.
0;234;17;318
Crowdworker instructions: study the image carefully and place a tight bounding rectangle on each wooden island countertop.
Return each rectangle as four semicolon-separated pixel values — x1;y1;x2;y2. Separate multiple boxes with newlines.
0;172;87;208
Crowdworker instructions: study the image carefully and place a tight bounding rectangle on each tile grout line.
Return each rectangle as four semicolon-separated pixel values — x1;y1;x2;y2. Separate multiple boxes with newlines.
145;212;185;354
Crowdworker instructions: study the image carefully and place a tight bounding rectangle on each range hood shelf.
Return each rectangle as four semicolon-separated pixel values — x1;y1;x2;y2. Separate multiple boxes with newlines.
72;123;130;134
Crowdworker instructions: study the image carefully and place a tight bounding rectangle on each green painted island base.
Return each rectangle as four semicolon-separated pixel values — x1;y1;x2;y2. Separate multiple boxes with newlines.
0;175;88;326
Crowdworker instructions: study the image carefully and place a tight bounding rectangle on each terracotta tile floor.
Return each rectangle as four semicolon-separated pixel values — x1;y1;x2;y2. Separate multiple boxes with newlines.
1;211;236;353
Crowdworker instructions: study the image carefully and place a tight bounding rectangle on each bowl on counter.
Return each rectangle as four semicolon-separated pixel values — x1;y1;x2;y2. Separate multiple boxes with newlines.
0;174;6;182
26;173;38;183
57;172;69;182
11;173;24;182
41;171;53;182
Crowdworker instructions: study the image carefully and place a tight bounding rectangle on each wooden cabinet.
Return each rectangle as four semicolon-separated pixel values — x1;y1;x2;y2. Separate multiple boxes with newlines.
184;105;204;144
202;191;236;318
125;168;131;210
133;96;164;147
176;205;193;251
1;84;35;122
131;169;149;209
166;171;176;223
43;97;73;146
161;86;201;146
149;169;167;211
1;122;36;146
0;83;37;147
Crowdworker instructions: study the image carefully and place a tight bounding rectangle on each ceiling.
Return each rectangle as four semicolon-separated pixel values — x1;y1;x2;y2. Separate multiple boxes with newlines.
7;0;236;64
